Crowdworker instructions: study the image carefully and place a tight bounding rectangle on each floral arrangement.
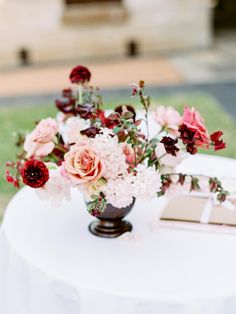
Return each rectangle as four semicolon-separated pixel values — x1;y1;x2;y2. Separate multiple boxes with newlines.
6;65;229;215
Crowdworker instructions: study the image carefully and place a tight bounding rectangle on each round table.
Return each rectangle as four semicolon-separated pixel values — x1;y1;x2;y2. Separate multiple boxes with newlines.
1;154;236;314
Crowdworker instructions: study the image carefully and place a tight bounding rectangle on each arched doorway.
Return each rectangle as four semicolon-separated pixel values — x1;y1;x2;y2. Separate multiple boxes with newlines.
213;0;236;31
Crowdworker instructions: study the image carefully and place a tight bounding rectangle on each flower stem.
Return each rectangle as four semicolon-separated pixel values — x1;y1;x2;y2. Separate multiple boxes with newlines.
78;84;83;104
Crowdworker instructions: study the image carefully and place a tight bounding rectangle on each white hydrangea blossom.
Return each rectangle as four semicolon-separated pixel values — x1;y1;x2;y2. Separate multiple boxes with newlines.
104;174;136;208
134;164;161;202
92;128;128;180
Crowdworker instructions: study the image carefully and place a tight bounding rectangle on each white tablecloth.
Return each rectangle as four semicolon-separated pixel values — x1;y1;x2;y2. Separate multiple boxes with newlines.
1;154;236;314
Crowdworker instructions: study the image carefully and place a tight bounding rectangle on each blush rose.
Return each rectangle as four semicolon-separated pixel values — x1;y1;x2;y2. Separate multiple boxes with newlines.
64;145;103;184
24;118;58;158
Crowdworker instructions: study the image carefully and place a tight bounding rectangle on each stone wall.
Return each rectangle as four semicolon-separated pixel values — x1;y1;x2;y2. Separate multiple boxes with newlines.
0;0;212;67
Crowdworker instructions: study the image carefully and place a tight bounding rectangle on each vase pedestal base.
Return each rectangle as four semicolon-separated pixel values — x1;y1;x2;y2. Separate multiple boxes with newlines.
89;219;132;238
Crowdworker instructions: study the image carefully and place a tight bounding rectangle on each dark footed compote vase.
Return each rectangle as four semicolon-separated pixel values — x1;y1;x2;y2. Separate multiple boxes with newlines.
88;199;135;238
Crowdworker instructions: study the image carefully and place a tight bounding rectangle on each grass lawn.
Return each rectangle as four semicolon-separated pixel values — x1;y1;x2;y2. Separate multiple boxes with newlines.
1;92;236;219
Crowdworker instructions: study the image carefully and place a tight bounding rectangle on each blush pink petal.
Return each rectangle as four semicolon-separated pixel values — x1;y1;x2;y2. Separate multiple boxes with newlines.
24;118;58;157
64;145;103;185
34;142;55;157
153;106;182;135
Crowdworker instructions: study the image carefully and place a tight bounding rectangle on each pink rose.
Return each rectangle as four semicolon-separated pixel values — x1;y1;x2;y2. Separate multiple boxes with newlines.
64;145;103;184
24;118;58;158
181;106;209;148
153;106;182;135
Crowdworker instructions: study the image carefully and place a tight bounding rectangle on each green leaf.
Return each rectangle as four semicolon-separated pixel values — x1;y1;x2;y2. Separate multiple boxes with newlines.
113;126;121;134
190;177;200;192
47;164;57;170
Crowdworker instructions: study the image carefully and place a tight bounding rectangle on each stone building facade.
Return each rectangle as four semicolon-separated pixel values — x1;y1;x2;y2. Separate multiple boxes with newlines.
0;0;213;67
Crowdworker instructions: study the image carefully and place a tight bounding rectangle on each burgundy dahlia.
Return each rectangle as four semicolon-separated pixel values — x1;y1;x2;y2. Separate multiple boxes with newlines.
20;160;49;188
69;65;91;84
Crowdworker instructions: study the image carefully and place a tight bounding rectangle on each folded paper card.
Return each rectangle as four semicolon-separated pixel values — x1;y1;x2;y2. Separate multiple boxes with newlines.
160;194;236;226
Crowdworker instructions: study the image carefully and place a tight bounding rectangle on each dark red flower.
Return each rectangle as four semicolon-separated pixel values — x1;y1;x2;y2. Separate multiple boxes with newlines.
186;143;197;155
80;126;101;138
210;131;223;142
56;88;76;114
210;131;226;151
179;124;198;154
179;124;196;145
69;65;91;84
160;136;179;156
20;160;49;188
76;103;95;119
55;98;76;114
62;88;73;98
215;141;226;151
